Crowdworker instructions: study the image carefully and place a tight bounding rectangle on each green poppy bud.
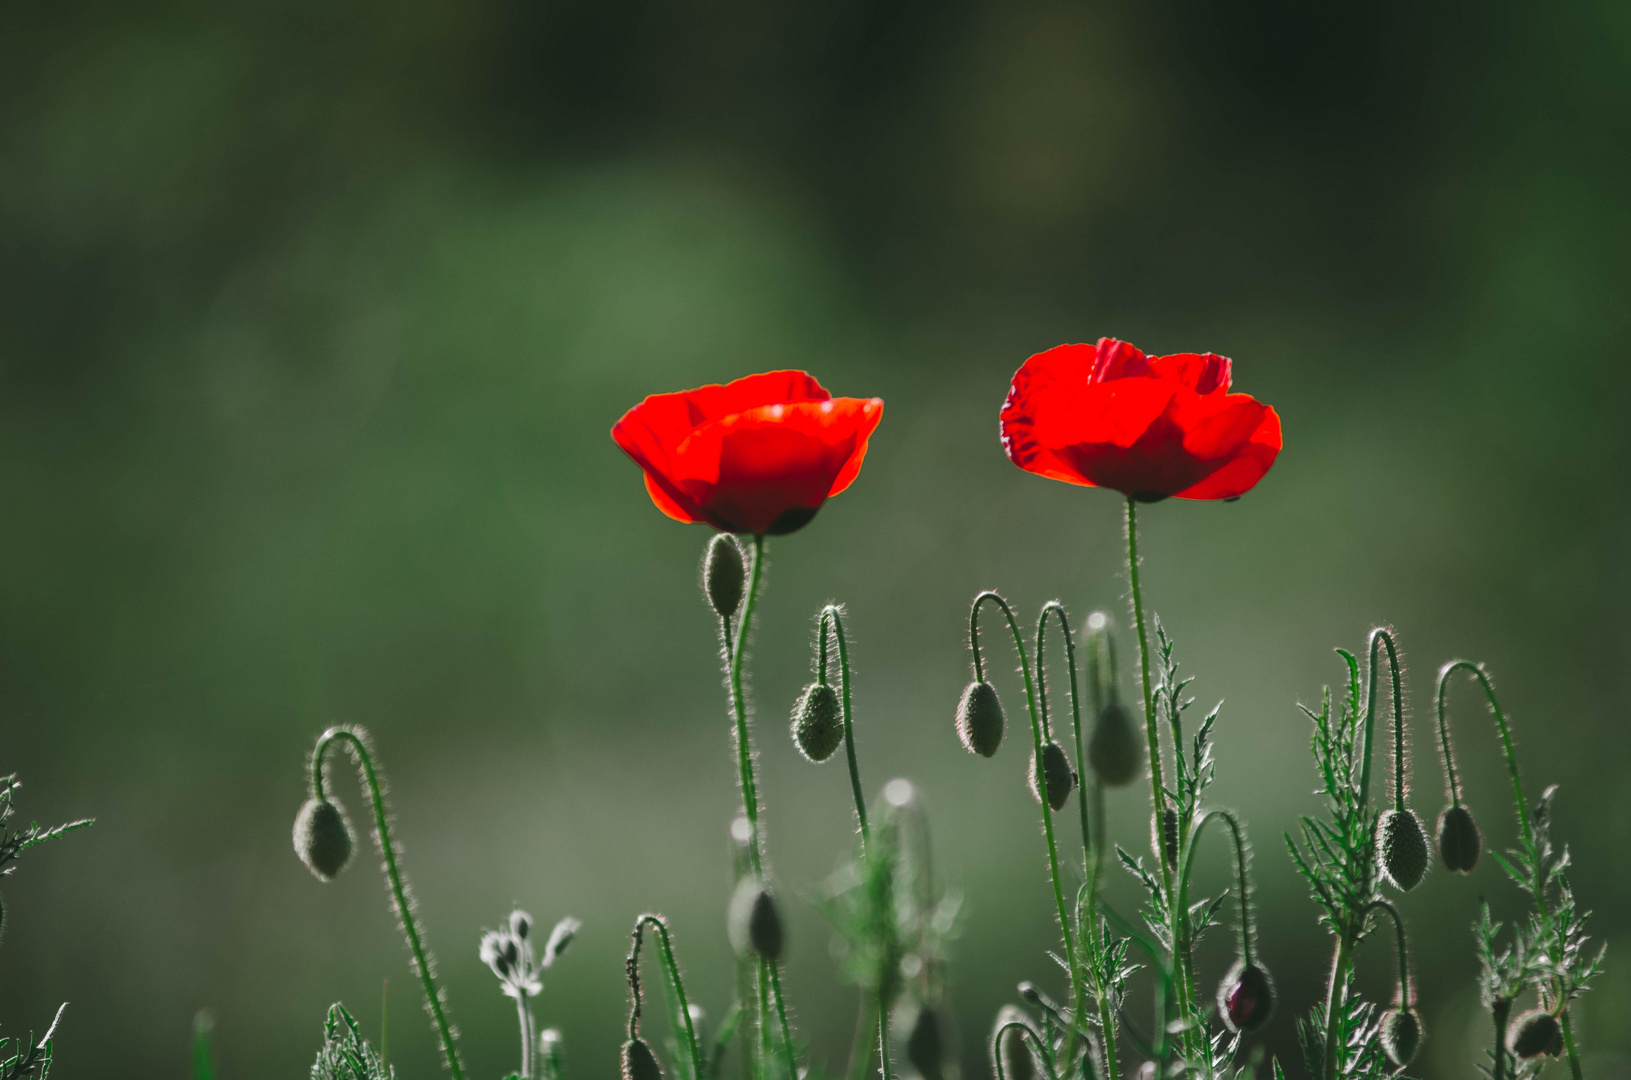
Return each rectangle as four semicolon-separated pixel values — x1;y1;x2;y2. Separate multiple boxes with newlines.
1152;806;1180;869
703;534;745;620
293;797;355;882
1217;959;1275;1034
622;1037;663;1080
791;682;843;762
1379;1007;1422;1069
1027;741;1075;812
1379;808;1430;891
905;1006;944;1080
994;1007;1035;1080
1436;804;1482;874
1507;1010;1563;1059
728;878;784;961
1088;702;1142;787
956;681;1005;758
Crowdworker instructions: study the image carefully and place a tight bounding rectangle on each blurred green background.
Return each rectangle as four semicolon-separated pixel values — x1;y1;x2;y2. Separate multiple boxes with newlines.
2;1;1629;1077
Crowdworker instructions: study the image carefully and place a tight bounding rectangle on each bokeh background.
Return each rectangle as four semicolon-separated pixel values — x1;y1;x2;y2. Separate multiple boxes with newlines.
3;1;1629;1077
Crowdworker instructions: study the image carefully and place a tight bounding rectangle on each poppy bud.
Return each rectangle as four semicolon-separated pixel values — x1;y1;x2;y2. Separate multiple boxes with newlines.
1088;702;1142;787
1507;1010;1563;1059
1379;809;1430;891
728;878;784;961
1379;1007;1422;1070
622;1037;663;1080
994;1007;1035;1080
906;1006;944;1080
703;534;745;620
791;682;843;762
1027;741;1075;812
1217;960;1275;1034
293;797;355;881
1435;804;1482;874
955;681;1005;758
1152;807;1180;869
510;909;533;940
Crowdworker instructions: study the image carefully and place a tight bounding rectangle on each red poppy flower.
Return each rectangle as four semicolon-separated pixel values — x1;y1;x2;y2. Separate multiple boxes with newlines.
1000;338;1281;501
612;371;884;535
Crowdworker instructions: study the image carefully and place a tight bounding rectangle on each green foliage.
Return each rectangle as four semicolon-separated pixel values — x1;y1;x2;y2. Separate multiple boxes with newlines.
311;1004;396;1080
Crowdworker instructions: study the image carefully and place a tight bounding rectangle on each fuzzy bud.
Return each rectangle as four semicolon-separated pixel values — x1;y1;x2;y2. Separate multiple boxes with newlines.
905;1006;944;1080
622;1038;663;1080
1508;1010;1564;1059
955;681;1005;757
703;534;745;620
728;878;784;961
1379;808;1430;891
994;1007;1035;1080
510;909;533;940
1088;702;1142;787
792;682;844;762
1152;807;1180;869
1027;741;1076;812
1379;1007;1422;1070
1436;804;1482;874
293;797;355;882
1217;960;1275;1034
544;916;580;967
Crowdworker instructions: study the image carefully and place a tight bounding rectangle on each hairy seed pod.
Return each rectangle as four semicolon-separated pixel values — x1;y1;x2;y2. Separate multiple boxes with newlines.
1379;1007;1422;1069
703;534;745;620
906;1006;944;1080
994;1007;1035;1080
1436;804;1482;874
293;797;355;881
622;1038;663;1080
728;878;784;961
791;682;844;762
1151;806;1180;869
955;681;1005;757
1217;960;1275;1034
1027;741;1076;811
1508;1010;1564;1059
510;909;533;940
1379;808;1430;891
1088;701;1142;786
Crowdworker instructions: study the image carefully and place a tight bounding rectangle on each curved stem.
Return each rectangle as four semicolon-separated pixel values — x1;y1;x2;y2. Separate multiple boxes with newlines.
1039;602;1091;866
312;727;463;1080
970;591;1085;1065
1363;900;1412;1006
1358;628;1404;812
725;535;768;877
628;915;705;1080
819;605;871;855
991;1021;1059;1080
1180;809;1256;966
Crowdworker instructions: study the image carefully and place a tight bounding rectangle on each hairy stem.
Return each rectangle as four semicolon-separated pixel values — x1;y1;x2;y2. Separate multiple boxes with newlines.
726;535;769;877
629;914;705;1080
820;605;872;854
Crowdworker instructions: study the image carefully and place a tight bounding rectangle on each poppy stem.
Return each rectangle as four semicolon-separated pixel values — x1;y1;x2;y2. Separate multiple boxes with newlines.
819;605;871;856
724;535;769;877
311;726;464;1080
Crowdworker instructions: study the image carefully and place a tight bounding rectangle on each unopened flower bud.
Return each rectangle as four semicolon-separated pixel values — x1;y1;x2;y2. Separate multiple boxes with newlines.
293;797;355;882
510;909;533;940
728;878;784;961
792;682;843;762
544;916;580;967
622;1037;663;1080
1436;804;1482;874
956;681;1005;757
1379;809;1430;891
1217;960;1275;1033
906;1006;944;1080
1379;1007;1422;1069
994;1007;1035;1080
480;930;515;978
1152;807;1180;869
1027;741;1075;812
1088;702;1142;787
1508;1010;1563;1059
703;534;745;620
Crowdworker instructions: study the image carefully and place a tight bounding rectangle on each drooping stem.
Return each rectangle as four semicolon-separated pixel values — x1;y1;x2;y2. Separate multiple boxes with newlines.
1038;602;1090;868
1179;809;1256;966
1357;628;1403;811
991;1020;1059;1080
819;605;871;855
969;591;1086;1067
628;914;705;1080
724;535;769;877
311;727;464;1080
1364;900;1412;1006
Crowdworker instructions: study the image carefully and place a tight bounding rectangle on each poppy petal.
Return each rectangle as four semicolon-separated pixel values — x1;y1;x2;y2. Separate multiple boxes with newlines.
824;398;885;497
1149;352;1232;395
1176;405;1282;500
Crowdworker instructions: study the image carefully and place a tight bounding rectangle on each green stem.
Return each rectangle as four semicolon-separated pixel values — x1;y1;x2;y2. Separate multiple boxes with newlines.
1357;629;1402;811
820;605;872;854
847;997;876;1080
969;591;1086;1069
312;727;464;1080
1320;936;1354;1080
769;962;798;1080
629;915;706;1080
877;996;894;1080
1364;899;1412;1006
1180;809;1255;966
1075;883;1119;1080
725;535;768;876
516;995;537;1080
991;1021;1059;1080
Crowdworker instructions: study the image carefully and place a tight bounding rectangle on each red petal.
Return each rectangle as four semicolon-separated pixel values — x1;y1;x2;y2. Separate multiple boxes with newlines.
1149;352;1232;395
1003;344;1174;487
1089;338;1155;383
1176;404;1282;500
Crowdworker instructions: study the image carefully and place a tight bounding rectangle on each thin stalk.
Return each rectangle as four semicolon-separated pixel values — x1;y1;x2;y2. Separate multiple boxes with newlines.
1036;601;1088;1067
1320;936;1354;1080
516;996;537;1080
876;997;894;1080
819;605;871;854
1180;810;1255;966
629;915;706;1080
769;962;798;1080
991;1021;1060;1080
1357;629;1403;811
970;592;1087;1067
312;727;464;1080
725;535;769;877
1075;883;1120;1080
1363;900;1412;1006
846;997;876;1080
